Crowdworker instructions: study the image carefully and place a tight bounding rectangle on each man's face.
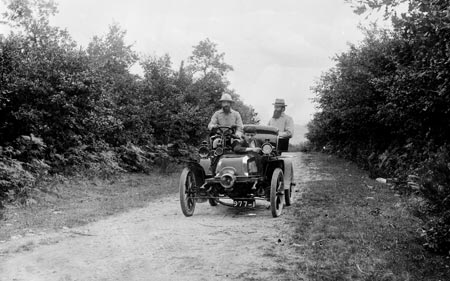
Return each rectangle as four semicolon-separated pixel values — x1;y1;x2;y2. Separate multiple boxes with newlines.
221;101;231;113
272;105;284;119
244;132;255;142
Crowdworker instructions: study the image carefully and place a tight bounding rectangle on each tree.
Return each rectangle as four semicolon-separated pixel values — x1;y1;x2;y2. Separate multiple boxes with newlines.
187;38;233;78
0;0;98;151
345;0;407;18
85;23;139;146
186;38;258;129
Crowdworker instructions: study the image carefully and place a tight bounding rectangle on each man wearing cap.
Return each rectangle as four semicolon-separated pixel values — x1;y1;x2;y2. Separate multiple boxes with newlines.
268;98;294;138
231;125;263;172
208;93;244;137
232;126;261;154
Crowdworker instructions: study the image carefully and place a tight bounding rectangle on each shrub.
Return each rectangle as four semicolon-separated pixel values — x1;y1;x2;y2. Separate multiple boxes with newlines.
0;156;36;203
423;211;450;255
0;134;50;204
307;0;450;255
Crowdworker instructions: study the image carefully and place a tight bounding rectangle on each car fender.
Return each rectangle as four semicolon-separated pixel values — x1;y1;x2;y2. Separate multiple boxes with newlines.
199;158;212;176
265;158;284;181
187;161;206;185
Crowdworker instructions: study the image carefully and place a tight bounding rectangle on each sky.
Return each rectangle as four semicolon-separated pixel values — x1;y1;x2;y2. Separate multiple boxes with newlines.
1;0;370;126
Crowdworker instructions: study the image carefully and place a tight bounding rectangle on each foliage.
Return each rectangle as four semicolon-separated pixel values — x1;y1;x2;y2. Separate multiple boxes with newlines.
187;38;233;78
346;0;407;18
423;211;450;255
0;0;258;205
308;0;450;254
0;156;36;203
0;135;49;203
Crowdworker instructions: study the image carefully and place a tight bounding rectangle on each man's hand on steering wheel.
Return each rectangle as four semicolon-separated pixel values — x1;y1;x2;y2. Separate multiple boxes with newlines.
210;126;241;144
213;125;235;135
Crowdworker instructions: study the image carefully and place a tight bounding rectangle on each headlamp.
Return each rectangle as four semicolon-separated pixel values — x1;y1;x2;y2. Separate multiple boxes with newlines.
220;172;236;188
198;146;209;158
261;143;273;155
214;147;224;156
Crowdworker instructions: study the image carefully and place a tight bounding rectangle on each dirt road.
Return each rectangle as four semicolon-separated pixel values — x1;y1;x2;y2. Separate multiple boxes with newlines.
0;153;313;281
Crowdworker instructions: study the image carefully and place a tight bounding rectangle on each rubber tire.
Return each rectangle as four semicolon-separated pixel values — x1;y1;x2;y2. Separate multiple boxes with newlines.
270;168;284;217
285;165;293;206
179;168;196;217
208;198;218;206
284;187;291;207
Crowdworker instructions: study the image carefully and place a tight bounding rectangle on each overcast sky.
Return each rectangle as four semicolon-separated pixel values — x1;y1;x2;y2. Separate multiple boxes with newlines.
2;0;370;125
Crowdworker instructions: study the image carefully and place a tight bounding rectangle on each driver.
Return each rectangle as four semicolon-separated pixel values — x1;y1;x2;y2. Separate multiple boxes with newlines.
208;93;244;138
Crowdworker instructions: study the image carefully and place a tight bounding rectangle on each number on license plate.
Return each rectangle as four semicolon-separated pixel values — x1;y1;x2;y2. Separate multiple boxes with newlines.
233;200;255;208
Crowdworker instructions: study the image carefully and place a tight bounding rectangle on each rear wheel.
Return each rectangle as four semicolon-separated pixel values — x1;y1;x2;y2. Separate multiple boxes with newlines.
270;168;284;217
179;168;197;217
284;188;291;206
285;165;293;206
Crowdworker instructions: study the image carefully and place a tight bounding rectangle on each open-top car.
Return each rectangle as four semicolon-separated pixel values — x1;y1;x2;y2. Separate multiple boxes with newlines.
179;124;295;217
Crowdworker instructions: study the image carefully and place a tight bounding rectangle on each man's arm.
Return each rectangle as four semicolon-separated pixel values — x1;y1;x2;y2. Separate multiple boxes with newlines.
208;111;219;130
234;111;244;135
232;139;247;153
232;139;261;154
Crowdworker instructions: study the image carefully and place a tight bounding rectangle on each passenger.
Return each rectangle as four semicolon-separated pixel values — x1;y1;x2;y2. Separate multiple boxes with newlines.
232;126;261;154
268;98;294;138
208;93;244;138
232;126;263;172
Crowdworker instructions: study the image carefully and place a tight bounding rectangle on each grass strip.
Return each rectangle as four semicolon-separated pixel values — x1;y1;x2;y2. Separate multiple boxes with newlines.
0;171;180;241
291;153;450;281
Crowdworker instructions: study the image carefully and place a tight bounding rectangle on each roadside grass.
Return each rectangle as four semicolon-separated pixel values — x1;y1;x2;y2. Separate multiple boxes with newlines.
0;169;181;241
291;153;450;281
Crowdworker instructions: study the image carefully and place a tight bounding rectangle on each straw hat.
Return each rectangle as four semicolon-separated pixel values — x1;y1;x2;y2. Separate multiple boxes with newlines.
273;98;287;106
219;93;234;102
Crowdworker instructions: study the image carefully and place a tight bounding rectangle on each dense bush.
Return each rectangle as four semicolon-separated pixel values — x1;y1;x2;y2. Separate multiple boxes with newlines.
308;0;450;254
0;135;49;204
0;0;258;203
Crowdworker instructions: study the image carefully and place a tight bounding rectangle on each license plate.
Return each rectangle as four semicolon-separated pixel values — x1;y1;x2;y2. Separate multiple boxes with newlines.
233;200;255;208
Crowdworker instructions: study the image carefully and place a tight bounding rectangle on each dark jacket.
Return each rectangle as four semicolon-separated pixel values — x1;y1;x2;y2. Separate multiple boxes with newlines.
232;138;250;154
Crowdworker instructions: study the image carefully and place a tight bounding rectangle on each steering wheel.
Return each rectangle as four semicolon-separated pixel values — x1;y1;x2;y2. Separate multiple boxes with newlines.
213;125;241;140
211;126;239;151
214;126;236;136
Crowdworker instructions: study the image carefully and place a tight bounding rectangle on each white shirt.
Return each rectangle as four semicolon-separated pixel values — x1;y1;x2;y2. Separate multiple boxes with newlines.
268;113;294;138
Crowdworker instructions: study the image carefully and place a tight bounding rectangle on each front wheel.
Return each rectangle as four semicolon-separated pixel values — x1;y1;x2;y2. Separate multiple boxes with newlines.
270;168;284;217
208;198;218;206
179;168;197;217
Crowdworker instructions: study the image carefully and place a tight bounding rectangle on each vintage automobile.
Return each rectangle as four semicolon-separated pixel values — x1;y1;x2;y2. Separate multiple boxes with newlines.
179;124;295;217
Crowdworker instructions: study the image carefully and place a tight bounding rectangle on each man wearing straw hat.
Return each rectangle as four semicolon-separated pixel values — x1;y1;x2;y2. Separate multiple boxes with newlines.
208;93;244;174
268;98;294;138
208;93;244;137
